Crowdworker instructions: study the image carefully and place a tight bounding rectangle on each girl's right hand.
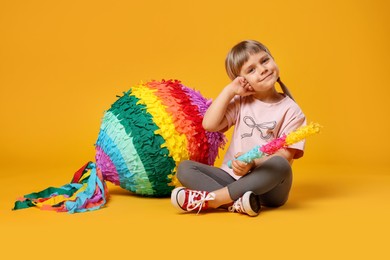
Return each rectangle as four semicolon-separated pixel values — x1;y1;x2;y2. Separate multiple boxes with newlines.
229;76;255;97
231;152;254;177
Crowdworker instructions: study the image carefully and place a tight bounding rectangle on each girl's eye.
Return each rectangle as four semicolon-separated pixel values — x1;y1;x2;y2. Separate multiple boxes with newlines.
248;68;255;73
261;57;269;64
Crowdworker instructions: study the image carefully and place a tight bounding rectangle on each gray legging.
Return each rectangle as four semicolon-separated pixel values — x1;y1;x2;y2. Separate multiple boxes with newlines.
176;156;292;207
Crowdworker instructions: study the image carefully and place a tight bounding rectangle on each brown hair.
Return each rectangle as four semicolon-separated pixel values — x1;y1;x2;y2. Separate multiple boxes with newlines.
225;40;294;101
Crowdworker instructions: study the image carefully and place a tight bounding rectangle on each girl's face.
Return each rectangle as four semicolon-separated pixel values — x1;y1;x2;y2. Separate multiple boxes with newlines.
239;51;279;92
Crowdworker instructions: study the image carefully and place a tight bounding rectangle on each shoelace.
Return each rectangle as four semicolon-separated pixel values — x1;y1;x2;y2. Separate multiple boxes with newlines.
186;190;215;213
228;197;245;213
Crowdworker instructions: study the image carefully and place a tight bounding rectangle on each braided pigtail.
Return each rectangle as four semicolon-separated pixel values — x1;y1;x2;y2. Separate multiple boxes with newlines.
278;77;295;102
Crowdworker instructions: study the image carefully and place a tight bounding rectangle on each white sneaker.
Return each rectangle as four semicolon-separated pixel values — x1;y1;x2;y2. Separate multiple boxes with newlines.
228;191;261;217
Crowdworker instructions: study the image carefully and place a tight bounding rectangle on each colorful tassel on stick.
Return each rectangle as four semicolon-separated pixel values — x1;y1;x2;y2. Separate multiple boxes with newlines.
227;122;321;168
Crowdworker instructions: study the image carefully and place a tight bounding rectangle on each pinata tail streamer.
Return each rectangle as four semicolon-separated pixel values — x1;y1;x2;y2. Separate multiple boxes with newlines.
13;79;226;213
13;162;108;213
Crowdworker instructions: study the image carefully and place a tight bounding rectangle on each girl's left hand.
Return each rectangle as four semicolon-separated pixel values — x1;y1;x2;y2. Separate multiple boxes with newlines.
231;152;254;176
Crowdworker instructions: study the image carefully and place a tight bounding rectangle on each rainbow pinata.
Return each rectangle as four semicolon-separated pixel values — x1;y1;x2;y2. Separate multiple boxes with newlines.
13;79;226;213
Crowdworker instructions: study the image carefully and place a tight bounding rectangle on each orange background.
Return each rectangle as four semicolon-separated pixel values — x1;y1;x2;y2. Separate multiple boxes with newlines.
1;0;389;169
1;0;389;259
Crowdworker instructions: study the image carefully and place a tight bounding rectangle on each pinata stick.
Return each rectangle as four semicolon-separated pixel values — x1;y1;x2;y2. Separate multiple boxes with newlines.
227;122;321;168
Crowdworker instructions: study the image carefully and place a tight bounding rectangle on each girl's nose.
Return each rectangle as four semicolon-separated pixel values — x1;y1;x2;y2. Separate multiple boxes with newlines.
259;65;268;75
256;65;267;77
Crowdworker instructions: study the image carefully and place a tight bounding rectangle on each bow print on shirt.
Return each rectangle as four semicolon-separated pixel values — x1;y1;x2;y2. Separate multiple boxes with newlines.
241;116;276;140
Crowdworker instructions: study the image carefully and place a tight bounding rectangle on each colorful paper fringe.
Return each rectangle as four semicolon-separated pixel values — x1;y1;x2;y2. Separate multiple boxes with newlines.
13;79;226;213
227;122;321;168
13;162;108;213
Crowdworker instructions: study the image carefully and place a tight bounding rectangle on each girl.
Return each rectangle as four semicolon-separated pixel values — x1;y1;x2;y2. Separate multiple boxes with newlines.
171;40;306;216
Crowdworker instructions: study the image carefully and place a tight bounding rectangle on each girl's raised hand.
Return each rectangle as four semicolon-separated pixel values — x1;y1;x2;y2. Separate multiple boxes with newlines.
230;76;255;97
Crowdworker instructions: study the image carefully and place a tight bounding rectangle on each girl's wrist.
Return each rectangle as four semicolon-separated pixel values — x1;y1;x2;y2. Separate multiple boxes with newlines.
224;83;238;97
249;160;256;170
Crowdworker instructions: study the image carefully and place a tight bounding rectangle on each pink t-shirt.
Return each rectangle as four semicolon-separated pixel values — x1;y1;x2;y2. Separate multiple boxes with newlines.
220;94;306;179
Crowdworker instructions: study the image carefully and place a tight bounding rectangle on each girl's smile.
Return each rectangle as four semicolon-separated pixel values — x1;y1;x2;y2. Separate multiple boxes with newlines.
260;72;274;82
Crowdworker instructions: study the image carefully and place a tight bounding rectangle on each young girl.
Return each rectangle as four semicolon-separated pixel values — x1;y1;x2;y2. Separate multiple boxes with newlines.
171;40;306;216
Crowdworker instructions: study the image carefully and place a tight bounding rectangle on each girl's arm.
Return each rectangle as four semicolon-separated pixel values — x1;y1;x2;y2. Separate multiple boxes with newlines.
203;77;254;132
202;85;234;132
